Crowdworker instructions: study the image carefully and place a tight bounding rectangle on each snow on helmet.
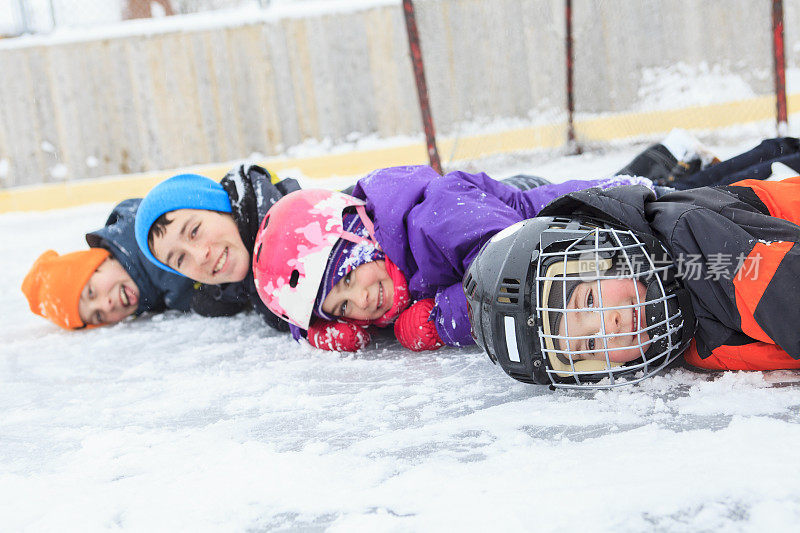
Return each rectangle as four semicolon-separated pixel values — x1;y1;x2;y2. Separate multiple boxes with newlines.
252;189;371;330
464;216;696;389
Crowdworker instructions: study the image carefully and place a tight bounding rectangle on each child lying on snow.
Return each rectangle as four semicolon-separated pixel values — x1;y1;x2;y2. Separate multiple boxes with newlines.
134;164;301;332
465;174;800;389
250;166;653;352
22;198;195;329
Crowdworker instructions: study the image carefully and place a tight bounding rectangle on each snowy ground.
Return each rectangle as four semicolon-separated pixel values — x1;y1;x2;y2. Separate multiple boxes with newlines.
4;139;800;531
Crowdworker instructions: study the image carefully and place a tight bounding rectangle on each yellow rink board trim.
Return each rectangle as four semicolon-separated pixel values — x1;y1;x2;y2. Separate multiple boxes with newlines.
575;95;780;140
1;93;794;213
0;145;431;213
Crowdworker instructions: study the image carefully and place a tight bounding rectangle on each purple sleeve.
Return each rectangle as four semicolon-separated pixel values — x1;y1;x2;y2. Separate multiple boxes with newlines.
409;173;652;282
508;175;655;216
445;172;653;219
401;172;636;299
430;283;474;346
420;175;653;348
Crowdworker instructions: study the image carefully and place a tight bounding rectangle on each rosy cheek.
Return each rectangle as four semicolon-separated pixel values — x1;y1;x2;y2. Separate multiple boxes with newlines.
602;286;623;302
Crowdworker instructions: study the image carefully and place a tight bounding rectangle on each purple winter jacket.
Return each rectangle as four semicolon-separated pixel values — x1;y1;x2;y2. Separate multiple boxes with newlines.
351;165;653;346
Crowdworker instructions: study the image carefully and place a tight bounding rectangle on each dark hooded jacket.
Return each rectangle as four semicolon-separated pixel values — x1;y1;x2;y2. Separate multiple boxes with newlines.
538;178;800;371
86;199;194;314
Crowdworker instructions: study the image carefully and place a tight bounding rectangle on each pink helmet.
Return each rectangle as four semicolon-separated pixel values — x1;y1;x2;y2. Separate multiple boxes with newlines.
252;189;373;329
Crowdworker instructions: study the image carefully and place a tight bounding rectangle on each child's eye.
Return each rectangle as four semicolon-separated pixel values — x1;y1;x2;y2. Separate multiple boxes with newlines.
587;338;595;351
177;253;185;268
87;285;94;298
587;289;594;308
344;272;351;285
191;224;199;238
339;301;348;316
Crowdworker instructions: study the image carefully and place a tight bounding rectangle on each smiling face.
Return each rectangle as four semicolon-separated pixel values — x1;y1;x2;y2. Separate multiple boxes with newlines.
78;257;139;326
321;260;394;321
150;209;250;284
556;278;651;363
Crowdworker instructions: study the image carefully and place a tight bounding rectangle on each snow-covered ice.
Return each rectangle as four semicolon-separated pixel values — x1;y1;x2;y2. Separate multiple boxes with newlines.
3;141;800;531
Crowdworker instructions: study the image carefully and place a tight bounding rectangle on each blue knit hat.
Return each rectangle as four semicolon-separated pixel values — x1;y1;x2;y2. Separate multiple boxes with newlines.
134;173;232;275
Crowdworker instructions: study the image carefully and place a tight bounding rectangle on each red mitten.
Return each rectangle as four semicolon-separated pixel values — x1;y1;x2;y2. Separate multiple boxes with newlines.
307;319;371;352
394;298;444;351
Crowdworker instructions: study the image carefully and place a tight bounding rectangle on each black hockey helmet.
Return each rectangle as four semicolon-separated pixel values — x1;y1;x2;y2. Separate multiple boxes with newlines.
464;216;696;389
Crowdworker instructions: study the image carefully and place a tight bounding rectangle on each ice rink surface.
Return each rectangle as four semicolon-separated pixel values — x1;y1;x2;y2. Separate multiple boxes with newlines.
3;140;800;531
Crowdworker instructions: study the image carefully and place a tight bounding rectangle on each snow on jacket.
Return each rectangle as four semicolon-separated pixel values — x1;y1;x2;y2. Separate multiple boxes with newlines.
351;165;653;346
86;198;194;314
537;177;800;371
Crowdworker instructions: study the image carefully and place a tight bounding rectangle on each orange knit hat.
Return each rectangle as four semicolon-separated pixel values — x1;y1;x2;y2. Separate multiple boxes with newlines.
21;248;111;329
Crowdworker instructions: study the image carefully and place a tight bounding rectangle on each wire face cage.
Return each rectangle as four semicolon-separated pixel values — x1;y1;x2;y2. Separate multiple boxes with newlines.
533;223;687;389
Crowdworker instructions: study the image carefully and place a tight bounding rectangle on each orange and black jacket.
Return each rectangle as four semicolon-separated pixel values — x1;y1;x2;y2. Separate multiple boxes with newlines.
539;177;800;371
